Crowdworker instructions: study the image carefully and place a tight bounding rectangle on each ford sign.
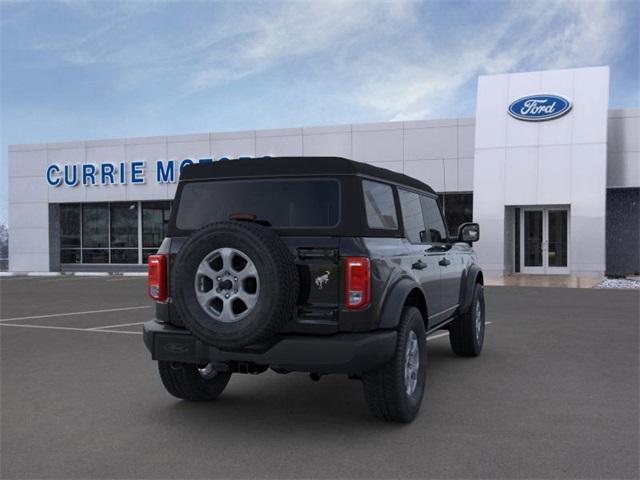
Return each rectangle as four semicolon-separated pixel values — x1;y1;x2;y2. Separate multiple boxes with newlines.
508;94;572;121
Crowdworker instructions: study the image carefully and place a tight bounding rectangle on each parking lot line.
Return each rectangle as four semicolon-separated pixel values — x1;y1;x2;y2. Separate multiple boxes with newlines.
0;305;151;323
0;323;142;335
41;276;108;283
427;331;450;341
106;277;147;282
89;321;146;330
427;321;492;341
0;316;492;339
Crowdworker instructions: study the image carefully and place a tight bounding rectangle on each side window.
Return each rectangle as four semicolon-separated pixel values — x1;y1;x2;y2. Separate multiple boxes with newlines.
398;189;426;243
420;196;448;243
362;180;398;230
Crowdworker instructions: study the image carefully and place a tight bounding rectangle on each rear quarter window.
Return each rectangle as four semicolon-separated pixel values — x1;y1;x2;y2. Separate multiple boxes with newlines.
398;189;425;243
175;178;340;231
362;180;398;230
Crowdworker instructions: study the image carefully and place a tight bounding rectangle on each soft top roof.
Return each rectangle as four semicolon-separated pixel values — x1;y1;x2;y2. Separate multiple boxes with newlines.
180;156;435;194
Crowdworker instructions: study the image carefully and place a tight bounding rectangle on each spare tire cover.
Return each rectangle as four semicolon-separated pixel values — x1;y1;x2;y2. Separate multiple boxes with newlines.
172;221;299;350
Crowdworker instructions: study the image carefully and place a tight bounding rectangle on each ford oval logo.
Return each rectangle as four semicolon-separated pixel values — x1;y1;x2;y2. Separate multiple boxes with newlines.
508;94;572;121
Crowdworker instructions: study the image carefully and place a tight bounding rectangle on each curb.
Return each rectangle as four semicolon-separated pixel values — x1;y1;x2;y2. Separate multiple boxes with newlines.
1;271;147;278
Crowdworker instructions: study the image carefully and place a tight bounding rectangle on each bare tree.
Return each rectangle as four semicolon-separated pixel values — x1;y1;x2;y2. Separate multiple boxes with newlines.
0;222;8;260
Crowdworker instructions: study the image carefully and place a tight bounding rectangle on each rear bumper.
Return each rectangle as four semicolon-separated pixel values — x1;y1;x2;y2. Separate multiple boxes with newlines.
143;320;397;374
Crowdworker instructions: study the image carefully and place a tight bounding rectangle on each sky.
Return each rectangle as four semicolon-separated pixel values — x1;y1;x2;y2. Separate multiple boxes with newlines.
1;0;638;225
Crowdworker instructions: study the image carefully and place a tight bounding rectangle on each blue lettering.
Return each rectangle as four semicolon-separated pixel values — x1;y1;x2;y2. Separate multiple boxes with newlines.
130;161;145;184
156;160;175;183
64;164;79;186
82;164;97;186
100;162;115;185
179;158;194;174
119;161;127;184
46;164;61;187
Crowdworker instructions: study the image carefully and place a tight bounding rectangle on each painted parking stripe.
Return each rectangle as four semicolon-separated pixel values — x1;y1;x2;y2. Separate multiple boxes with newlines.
105;277;147;282
41;277;109;283
90;321;146;330
0;323;142;335
0;318;492;339
427;321;493;341
427;331;450;341
0;305;151;323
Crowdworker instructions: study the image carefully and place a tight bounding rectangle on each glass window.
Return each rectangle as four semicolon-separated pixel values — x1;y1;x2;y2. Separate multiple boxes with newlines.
176;180;339;231
420;196;447;243
82;204;109;248
514;208;520;273
59;201;148;265
548;210;568;267
142;201;171;248
362;180;398;230
60;204;81;248
111;249;139;264
110;203;138;248
60;249;81;264
439;193;473;236
82;249;109;264
523;210;543;267
398;189;426;243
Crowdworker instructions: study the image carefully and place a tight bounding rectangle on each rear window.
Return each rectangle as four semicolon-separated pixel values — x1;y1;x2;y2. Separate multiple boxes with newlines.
175;178;340;230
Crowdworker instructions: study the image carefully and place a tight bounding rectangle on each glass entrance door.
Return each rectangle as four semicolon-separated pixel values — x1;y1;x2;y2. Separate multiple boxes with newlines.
519;208;569;274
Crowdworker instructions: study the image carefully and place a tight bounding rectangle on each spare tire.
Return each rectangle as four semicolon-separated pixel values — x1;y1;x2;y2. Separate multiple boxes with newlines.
172;221;299;350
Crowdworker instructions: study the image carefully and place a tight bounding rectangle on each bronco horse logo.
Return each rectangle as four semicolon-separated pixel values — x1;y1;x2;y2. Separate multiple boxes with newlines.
315;271;330;290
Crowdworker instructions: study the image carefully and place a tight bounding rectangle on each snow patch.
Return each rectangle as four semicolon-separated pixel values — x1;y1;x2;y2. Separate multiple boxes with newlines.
593;279;640;289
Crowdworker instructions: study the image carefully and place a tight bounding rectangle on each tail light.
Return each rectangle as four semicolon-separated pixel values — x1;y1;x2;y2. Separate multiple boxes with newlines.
345;257;370;309
148;254;168;302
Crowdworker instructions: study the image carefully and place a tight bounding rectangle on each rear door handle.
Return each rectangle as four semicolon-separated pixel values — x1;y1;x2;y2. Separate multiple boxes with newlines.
412;260;427;270
438;257;451;267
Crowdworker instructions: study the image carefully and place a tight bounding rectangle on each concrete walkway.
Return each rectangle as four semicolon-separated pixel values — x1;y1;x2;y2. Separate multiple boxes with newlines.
485;274;602;288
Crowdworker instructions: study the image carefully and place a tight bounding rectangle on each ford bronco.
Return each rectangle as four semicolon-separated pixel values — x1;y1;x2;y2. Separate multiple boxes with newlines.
143;157;485;422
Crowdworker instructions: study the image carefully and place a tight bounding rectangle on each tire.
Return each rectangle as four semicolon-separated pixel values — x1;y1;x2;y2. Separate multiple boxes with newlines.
362;307;427;423
172;221;299;350
158;361;231;401
449;283;485;357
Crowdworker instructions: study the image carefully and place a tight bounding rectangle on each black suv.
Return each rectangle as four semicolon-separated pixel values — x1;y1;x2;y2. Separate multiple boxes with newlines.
143;157;485;422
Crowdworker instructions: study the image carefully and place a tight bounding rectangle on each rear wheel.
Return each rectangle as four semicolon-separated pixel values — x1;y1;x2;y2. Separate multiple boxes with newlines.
158;361;231;401
362;307;427;423
449;283;485;357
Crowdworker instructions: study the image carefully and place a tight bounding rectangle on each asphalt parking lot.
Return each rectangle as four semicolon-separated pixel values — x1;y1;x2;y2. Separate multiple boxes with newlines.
1;277;638;479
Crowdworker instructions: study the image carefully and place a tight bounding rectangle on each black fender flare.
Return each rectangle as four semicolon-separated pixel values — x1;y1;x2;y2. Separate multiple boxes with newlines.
378;276;427;329
459;264;484;314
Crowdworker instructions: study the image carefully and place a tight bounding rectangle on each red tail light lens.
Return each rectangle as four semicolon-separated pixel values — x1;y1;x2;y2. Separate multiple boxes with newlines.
148;255;168;302
345;257;370;309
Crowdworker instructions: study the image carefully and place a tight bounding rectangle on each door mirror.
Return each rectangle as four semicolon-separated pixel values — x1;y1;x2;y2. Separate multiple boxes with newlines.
458;223;480;243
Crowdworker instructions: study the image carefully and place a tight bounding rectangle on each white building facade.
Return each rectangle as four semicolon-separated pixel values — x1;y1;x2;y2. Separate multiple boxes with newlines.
8;66;640;276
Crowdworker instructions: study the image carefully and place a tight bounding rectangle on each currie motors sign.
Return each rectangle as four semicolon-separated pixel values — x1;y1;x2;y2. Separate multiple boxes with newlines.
508;94;572;121
45;156;247;187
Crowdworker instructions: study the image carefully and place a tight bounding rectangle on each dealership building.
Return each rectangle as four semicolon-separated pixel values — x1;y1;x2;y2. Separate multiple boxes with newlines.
7;66;640;277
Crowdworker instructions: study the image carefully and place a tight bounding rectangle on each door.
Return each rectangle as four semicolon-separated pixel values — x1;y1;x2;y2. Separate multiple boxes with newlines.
397;189;442;321
520;208;569;274
420;195;462;324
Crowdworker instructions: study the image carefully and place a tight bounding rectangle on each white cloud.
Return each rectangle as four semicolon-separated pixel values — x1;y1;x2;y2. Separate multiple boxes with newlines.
188;1;414;91
8;0;630;121
350;0;626;121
